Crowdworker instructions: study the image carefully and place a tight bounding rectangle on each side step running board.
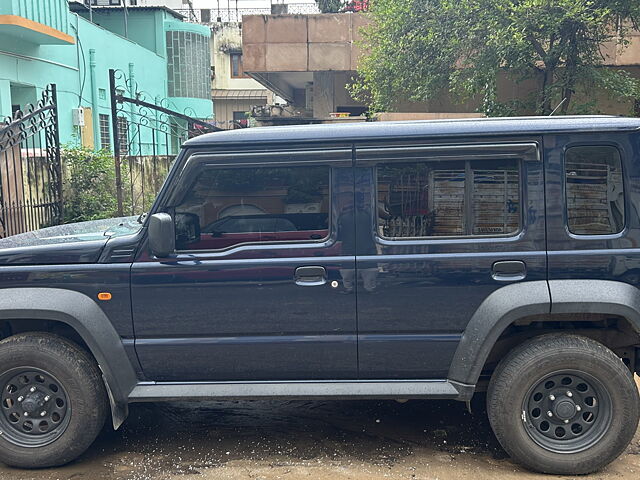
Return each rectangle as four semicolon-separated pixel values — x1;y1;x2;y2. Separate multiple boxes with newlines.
128;380;474;402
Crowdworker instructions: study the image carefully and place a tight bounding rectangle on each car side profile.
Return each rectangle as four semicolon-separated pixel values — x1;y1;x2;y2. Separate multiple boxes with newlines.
0;116;638;474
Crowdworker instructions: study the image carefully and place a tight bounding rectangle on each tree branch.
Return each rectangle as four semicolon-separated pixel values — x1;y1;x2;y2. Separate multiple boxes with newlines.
527;34;549;66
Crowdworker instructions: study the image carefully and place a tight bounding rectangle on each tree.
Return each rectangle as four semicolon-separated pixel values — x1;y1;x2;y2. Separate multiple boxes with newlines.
315;0;346;13
351;0;640;116
62;146;130;223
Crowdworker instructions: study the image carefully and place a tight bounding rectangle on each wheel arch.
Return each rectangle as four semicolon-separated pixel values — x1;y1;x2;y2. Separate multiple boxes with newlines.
0;288;138;429
448;280;640;387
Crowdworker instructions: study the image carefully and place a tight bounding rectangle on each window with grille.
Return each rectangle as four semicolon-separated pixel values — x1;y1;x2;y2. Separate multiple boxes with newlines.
166;30;211;99
117;117;129;156
98;114;110;151
565;146;624;235
376;159;521;239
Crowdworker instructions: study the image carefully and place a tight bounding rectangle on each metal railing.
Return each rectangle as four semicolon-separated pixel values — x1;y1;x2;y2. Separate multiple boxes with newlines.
0;85;63;237
175;3;320;23
109;69;219;216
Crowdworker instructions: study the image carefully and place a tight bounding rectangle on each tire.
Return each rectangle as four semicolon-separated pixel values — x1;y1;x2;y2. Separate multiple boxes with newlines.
487;333;639;475
0;333;108;468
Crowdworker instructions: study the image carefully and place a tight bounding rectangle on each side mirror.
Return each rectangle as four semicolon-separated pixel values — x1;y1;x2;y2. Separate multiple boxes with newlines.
148;213;175;258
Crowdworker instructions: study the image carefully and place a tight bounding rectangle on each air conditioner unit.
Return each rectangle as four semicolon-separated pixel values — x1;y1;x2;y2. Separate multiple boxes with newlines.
72;107;85;127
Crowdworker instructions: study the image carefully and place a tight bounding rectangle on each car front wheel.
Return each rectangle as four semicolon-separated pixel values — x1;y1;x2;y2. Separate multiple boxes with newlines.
0;333;108;468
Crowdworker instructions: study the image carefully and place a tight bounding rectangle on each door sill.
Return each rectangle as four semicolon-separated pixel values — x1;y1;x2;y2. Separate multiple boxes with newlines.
128;379;474;402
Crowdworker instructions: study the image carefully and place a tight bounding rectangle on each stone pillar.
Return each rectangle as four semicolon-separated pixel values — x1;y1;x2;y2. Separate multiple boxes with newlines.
312;71;335;119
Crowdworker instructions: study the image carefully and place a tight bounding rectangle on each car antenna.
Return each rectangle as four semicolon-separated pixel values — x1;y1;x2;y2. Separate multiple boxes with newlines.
549;98;568;116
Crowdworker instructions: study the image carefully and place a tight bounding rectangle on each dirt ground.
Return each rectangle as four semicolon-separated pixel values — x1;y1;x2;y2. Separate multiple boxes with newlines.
1;378;639;480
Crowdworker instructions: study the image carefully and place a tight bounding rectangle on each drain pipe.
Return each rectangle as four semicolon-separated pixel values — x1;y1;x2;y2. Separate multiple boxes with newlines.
89;49;100;150
128;62;137;155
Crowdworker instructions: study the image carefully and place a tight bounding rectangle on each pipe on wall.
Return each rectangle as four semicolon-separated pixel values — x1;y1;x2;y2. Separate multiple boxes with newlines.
89;49;100;150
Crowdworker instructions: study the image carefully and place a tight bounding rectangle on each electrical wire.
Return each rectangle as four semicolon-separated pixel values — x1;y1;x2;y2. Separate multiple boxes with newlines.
69;22;87;109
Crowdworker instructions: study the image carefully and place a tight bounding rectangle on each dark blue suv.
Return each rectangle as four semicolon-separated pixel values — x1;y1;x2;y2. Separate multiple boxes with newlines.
0;116;638;474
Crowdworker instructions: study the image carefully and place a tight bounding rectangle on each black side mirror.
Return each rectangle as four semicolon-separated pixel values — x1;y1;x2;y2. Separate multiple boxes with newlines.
148;213;175;258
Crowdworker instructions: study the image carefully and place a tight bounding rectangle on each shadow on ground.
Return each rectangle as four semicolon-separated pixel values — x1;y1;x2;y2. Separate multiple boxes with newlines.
1;395;639;479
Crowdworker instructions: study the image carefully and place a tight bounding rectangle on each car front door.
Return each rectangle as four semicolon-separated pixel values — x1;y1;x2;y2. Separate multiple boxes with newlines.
131;148;357;381
352;140;547;379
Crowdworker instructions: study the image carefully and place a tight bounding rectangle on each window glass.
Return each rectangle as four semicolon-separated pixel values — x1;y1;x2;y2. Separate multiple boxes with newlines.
377;159;520;238
565;146;624;235
230;53;248;78
175;166;330;250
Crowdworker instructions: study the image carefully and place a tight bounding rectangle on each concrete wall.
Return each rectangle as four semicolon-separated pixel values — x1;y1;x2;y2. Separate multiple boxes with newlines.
79;8;167;56
242;12;640;119
243;13;367;73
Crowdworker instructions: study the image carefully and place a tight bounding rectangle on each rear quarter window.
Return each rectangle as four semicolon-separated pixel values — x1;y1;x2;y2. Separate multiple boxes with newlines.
565;146;624;235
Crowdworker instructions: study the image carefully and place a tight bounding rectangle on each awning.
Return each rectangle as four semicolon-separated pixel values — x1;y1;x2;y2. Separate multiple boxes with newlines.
212;89;268;100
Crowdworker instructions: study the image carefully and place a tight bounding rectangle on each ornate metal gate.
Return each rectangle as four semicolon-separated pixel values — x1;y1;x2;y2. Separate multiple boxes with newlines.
109;69;218;216
0;85;62;237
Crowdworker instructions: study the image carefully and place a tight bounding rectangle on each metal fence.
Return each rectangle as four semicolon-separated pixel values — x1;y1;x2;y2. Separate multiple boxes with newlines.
0;85;63;237
109;69;219;217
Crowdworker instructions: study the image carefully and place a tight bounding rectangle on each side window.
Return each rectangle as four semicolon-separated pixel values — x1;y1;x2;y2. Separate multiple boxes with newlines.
174;165;330;250
376;159;520;238
565;146;624;235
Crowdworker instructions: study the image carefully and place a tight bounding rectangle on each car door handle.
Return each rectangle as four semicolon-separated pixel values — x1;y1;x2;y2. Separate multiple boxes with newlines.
492;260;526;282
295;266;327;286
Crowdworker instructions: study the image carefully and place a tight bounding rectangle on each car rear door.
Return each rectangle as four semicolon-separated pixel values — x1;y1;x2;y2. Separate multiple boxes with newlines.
131;147;358;381
352;140;547;379
545;132;639;288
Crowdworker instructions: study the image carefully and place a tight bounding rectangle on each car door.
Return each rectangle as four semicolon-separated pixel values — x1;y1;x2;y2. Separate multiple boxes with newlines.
352;140;547;379
131;147;357;381
545;133;640;287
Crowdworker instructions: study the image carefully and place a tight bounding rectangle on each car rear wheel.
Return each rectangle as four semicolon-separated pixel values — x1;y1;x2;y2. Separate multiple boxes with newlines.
0;333;107;468
487;333;639;474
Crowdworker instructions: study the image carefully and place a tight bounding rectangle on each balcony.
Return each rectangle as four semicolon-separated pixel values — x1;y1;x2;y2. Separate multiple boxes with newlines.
0;0;74;45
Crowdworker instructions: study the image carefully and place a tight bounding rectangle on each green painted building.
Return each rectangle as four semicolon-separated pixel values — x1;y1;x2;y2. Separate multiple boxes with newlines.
0;0;212;153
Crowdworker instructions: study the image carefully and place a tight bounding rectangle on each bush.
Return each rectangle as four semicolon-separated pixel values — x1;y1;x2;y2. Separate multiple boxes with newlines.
62;146;121;223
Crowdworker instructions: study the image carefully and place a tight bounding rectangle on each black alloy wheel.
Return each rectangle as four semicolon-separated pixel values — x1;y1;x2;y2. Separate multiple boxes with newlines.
522;370;611;453
0;368;71;447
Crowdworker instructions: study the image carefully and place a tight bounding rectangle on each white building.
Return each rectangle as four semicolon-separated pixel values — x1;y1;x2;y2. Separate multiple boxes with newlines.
210;21;277;129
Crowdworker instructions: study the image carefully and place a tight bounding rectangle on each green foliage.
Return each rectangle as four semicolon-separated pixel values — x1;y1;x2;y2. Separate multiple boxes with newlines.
315;0;347;13
352;0;640;116
62;146;121;223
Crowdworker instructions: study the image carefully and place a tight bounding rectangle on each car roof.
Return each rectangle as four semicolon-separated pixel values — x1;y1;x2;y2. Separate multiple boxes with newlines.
184;116;640;148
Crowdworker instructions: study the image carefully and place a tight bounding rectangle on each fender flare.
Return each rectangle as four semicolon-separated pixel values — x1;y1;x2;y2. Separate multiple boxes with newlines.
548;279;640;327
448;279;640;387
448;281;550;386
0;288;138;428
